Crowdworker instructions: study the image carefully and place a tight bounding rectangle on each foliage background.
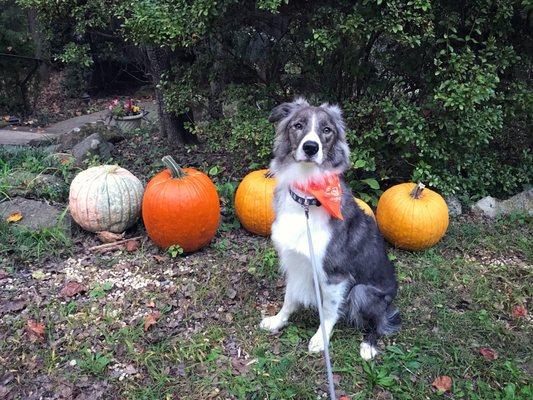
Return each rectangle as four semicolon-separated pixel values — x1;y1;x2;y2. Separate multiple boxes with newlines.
3;0;533;203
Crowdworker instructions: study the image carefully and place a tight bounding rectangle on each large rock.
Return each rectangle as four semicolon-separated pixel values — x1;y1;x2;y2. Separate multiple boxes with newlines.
71;132;114;165
445;196;462;217
499;189;533;216
0;197;70;233
471;189;532;218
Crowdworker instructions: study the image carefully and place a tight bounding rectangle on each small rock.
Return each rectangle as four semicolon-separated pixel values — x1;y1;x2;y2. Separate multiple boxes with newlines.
471;196;498;218
445;196;462;217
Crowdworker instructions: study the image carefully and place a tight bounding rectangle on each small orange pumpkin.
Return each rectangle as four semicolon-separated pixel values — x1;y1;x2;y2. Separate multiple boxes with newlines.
235;169;276;236
376;182;449;250
354;197;375;219
142;156;220;252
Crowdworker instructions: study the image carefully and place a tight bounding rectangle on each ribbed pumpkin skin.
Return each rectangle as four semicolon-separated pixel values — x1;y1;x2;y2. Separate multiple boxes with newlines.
376;183;449;251
235;169;276;236
354;197;375;219
142;168;220;252
69;165;144;233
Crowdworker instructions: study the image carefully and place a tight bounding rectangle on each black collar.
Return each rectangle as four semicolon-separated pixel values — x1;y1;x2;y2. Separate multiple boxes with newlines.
289;187;321;207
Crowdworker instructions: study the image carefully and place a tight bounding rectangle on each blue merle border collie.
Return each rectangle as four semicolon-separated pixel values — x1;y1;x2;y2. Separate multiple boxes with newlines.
259;98;400;360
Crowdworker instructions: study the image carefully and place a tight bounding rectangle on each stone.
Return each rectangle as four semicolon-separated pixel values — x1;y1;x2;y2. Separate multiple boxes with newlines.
71;132;114;165
471;196;498;218
445;196;462;217
0;197;70;233
499;189;533;216
2;171;65;198
470;189;532;218
57;121;122;151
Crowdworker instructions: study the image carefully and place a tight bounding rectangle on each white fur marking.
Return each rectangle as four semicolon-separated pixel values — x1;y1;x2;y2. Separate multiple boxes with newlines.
295;114;323;164
360;342;378;360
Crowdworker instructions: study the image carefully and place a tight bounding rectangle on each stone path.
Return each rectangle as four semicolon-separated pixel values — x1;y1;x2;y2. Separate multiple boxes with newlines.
0;100;157;146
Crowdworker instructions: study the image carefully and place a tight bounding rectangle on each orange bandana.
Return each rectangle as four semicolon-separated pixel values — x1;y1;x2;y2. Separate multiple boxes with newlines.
294;174;344;220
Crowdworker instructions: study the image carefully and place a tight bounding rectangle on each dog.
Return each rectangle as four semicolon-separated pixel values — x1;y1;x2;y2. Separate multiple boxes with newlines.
259;98;400;360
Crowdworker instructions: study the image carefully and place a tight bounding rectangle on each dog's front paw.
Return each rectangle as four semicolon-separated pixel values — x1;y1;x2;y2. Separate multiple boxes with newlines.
308;331;325;353
259;315;286;333
359;341;378;360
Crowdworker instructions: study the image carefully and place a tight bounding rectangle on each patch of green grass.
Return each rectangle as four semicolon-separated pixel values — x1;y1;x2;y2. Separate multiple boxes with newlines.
0;146;77;201
0;218;72;265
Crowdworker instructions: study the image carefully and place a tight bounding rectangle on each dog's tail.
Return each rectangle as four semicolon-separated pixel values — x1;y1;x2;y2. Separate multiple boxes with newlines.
346;284;401;336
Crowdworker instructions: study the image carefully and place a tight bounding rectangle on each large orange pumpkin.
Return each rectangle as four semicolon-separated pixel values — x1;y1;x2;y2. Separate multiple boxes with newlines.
142;156;220;252
235;169;276;236
354;197;375;219
376;182;449;251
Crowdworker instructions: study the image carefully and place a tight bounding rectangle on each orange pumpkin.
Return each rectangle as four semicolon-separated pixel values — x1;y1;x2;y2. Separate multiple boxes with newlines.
235;169;276;236
376;182;449;251
354;197;375;219
142;156;220;252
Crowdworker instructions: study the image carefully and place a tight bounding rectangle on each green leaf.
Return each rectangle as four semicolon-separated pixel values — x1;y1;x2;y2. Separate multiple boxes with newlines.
362;178;380;190
208;166;219;176
354;159;366;168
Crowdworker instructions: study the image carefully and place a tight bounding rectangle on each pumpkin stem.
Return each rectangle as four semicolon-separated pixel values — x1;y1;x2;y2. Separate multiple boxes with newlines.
410;182;426;199
162;155;186;178
265;170;275;178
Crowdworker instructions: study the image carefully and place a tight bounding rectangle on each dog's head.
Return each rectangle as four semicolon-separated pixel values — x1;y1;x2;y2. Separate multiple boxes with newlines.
268;98;350;177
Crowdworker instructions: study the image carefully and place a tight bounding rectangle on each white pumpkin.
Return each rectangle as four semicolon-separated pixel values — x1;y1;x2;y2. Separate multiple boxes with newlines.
69;165;144;233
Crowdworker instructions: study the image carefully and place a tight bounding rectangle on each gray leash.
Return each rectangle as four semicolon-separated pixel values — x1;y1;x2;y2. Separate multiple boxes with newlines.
303;205;337;400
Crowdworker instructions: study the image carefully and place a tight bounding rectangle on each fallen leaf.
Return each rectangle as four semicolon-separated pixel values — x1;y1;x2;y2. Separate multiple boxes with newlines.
125;239;139;252
231;358;250;376
339;396;351;400
432;375;452;392
479;347;498;360
60;281;87;298
26;319;45;342
0;299;26;315
153;255;166;263
512;305;527;319
96;231;124;243
146;300;156;308
5;212;22;223
144;311;161;331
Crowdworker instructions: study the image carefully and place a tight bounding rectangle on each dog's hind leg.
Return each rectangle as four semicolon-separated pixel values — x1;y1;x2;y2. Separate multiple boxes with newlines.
347;284;401;360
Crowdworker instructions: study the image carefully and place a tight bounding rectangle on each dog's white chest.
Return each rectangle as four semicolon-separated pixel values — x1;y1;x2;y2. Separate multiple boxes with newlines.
271;191;332;261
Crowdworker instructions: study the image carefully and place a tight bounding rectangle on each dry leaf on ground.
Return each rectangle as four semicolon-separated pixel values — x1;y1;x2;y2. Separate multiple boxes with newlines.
5;212;23;223
479;347;498;360
26;320;45;342
144;311;161;331
0;300;26;315
96;231;124;243
512;305;527;319
125;239;139;252
60;281;87;298
432;375;452;392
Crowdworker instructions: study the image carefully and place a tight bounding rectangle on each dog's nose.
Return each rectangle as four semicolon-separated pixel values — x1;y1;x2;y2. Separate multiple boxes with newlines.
302;141;319;156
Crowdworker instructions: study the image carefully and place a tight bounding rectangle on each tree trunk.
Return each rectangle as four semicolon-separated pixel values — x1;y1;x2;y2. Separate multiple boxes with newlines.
145;46;196;145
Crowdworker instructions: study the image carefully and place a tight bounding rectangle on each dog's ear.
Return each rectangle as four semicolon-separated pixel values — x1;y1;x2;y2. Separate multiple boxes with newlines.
268;97;309;124
320;103;345;137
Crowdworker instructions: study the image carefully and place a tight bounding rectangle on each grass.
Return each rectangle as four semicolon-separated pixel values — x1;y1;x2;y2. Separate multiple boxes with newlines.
1;214;530;399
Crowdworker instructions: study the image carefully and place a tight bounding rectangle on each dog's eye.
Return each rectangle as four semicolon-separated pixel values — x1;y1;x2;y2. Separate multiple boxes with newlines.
294;123;303;130
323;127;332;134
